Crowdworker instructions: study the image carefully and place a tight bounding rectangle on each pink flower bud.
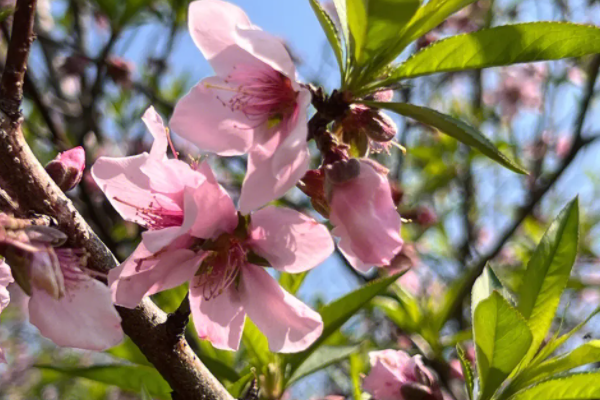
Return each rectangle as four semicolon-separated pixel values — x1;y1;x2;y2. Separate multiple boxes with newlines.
363;350;443;400
337;105;397;155
45;146;85;191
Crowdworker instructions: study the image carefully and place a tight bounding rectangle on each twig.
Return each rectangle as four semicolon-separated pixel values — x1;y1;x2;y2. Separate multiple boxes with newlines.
0;0;37;120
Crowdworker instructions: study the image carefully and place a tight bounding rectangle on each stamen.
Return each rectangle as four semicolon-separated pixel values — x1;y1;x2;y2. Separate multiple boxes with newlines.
165;127;179;160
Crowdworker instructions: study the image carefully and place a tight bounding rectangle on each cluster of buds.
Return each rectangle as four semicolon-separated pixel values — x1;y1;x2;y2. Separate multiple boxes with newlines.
363;350;443;400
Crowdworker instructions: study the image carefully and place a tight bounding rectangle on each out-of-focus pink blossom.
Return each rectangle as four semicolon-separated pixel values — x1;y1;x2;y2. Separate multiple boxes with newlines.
556;134;572;158
170;0;311;214
0;260;13;363
568;66;585;86
327;159;403;272
45;146;86;192
485;64;547;120
363;350;443;400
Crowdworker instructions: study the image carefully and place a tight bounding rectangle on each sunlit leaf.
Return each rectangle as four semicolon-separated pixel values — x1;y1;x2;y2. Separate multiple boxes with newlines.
510;372;600;400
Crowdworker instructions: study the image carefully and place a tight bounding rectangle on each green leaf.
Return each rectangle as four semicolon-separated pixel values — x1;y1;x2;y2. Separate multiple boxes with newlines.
349;353;365;400
347;0;420;63
227;373;254;398
279;271;309;295
517;198;579;363
35;365;171;399
286;273;403;372
473;292;532;400
509;372;600;400
510;341;600;394
107;338;153;367
242;318;274;368
384;23;600;83
471;264;512;315
371;0;479;72
288;345;360;384
456;344;475;400
365;101;527;174
309;0;345;78
199;355;241;383
140;385;153;400
531;306;600;366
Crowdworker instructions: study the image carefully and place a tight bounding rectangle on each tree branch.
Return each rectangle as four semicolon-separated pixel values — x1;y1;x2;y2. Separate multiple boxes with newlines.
0;1;233;398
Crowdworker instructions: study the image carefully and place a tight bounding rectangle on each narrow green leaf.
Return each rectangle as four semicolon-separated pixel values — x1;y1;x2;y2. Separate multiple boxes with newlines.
365;101;527;174
517;198;579;363
286;273;403;372
35;365;171;399
474;292;532;400
141;385;153;400
309;0;345;78
509;372;600;400
287;345;360;384
107;338;153;367
456;345;475;400
386;23;600;82
199;355;241;383
511;341;600;394
531;306;600;366
347;0;368;61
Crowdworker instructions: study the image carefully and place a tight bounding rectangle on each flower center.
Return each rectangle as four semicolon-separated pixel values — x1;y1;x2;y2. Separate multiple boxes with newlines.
114;196;184;230
194;233;248;301
205;65;298;126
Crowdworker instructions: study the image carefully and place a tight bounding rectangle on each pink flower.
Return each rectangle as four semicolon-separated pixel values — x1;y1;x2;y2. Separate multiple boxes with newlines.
45;146;86;191
92;107;207;255
110;162;333;352
0;260;13;363
326;159;403;272
27;248;123;351
363;350;442;400
170;0;311;214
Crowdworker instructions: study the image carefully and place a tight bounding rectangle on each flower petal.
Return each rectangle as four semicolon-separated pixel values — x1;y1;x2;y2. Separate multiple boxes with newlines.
187;162;238;238
170;77;254;156
189;279;246;351
111;243;201;308
235;27;297;80
240;264;323;352
142;106;169;159
248;206;333;273
91;154;154;224
0;260;13;311
187;0;257;73
238;144;309;214
28;277;123;351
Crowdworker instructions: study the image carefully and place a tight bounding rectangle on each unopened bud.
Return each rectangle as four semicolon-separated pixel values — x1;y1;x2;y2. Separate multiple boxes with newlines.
298;169;330;217
325;159;361;185
45;146;85;191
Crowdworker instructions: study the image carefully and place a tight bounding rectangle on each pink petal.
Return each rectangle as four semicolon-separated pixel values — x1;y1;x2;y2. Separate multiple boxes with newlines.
238;90;311;214
0;348;6;364
248;206;334;273
186;162;238;238
112;245;202;308
28;277;123;351
142;106;169;159
235;28;297;80
0;260;13;311
239;264;323;352
170;77;254;156
189;279;246;351
140;158;204;196
187;0;258;73
330;160;403;269
363;350;409;400
91;154;155;224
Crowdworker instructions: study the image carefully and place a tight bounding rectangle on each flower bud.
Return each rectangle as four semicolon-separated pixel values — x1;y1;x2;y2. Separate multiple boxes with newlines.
336;105;397;155
298;169;330;217
324;158;361;186
45;146;85;191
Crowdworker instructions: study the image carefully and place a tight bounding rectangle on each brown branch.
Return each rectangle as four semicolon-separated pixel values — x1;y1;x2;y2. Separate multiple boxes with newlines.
0;1;233;398
0;0;37;119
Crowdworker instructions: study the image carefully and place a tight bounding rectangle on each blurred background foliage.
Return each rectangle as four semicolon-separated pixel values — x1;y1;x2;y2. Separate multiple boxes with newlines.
1;0;600;399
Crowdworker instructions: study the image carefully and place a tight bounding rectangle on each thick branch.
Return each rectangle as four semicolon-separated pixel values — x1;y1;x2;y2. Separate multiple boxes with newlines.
0;1;232;398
